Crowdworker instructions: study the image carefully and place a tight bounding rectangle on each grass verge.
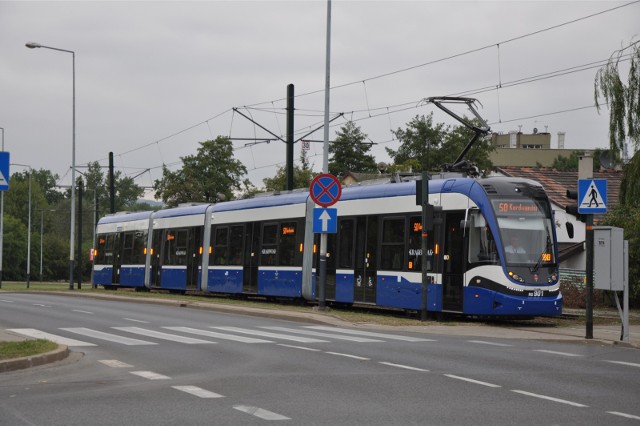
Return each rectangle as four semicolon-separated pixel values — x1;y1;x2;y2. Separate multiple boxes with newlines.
0;339;58;360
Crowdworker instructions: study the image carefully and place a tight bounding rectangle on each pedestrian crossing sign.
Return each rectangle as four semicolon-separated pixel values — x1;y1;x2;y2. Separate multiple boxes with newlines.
578;179;607;214
0;151;9;191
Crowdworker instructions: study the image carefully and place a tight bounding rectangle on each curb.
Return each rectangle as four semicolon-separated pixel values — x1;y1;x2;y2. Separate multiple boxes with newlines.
0;345;70;373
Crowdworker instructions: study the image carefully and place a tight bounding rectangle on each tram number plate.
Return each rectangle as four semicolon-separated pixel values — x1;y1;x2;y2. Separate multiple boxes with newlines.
529;289;544;297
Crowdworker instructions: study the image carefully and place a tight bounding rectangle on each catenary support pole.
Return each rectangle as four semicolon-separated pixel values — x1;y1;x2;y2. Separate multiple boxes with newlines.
286;84;294;191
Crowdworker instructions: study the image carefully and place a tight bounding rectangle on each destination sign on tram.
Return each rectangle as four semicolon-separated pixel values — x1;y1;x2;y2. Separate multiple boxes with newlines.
492;200;541;216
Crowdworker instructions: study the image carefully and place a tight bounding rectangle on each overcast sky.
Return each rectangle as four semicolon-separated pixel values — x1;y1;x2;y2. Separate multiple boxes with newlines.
1;1;638;197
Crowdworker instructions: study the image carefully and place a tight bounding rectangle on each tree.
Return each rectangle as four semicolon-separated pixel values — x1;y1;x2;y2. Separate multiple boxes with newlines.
41;232;70;281
551;149;604;171
30;169;64;205
620;152;640;207
153;136;247;207
441;119;494;173
386;113;493;173
4;171;49;228
2;215;28;280
594;40;640;160
386;113;447;172
83;161;144;213
328;121;378;176
262;149;315;192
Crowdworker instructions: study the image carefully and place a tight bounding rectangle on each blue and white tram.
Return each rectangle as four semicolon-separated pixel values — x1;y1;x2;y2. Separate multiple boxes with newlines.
93;175;562;316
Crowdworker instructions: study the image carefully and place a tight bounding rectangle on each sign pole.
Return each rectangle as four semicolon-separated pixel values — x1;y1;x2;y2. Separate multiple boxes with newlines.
585;213;594;339
318;0;332;311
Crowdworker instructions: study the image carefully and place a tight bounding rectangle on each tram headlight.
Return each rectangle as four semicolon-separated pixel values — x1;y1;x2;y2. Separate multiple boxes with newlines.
509;272;524;283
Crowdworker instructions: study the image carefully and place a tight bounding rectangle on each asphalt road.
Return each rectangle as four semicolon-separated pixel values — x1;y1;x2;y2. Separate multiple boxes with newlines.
1;293;639;425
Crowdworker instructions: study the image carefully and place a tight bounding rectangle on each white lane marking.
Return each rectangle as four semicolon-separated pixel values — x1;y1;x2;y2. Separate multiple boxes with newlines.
172;386;224;399
112;327;214;344
307;326;435;342
534;349;583;357
444;374;501;388
130;371;171;380
72;310;93;314
277;344;321;351
233;405;290;421
164;327;272;343
379;362;429;372
605;360;640;368
123;318;149;324
325;352;370;361
511;390;588;407
8;328;96;347
99;360;133;368
262;326;383;342
607;411;640;420
61;327;156;346
467;340;513;347
212;326;328;343
0;299;14;303
32;304;50;307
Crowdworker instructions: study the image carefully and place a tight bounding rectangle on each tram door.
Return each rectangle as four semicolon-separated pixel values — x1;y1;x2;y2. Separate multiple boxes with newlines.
442;211;465;312
354;216;378;304
150;229;163;288
109;233;122;284
186;229;202;290
317;233;337;300
243;222;260;294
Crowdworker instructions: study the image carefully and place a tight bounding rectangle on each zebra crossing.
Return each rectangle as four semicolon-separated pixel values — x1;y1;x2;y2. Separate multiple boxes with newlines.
8;324;433;348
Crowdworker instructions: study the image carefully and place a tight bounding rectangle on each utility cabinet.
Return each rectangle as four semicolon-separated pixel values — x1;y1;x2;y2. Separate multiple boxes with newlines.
593;226;624;291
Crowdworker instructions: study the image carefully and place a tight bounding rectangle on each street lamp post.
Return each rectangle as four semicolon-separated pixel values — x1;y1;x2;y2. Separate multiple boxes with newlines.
26;42;76;290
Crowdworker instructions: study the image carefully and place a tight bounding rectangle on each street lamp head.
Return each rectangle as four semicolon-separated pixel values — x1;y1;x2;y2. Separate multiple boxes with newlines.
25;42;41;49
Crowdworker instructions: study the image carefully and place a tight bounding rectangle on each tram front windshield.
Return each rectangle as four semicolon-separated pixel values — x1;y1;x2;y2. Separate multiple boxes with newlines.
492;199;556;266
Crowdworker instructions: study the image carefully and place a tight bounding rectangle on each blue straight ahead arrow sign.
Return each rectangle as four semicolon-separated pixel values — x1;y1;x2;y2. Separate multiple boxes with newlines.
313;208;337;233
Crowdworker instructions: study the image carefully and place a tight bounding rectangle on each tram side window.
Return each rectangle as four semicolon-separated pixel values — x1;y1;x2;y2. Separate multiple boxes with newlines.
132;231;147;264
228;225;244;265
261;223;278;266
338;219;354;268
104;234;117;263
176;230;188;266
94;235;110;264
408;217;423;271
468;211;499;265
164;230;188;266
213;226;229;265
381;218;404;271
121;232;135;264
279;221;297;266
120;231;146;265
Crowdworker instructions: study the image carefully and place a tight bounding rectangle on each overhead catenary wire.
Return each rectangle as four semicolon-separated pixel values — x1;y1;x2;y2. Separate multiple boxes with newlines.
78;1;638;184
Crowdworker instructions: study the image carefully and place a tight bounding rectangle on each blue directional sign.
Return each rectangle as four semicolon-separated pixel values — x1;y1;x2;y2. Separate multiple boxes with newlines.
313;208;337;233
0;152;9;191
578;179;607;214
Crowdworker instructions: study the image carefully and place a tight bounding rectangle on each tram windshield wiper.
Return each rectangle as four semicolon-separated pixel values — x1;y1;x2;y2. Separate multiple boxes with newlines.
530;236;551;273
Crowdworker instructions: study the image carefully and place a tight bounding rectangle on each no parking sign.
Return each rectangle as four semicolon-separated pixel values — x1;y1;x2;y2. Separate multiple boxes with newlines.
309;173;341;207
